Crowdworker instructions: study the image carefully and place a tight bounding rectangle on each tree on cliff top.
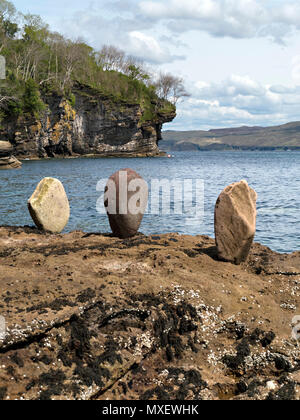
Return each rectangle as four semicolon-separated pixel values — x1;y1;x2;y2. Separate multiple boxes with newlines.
0;0;18;53
23;78;45;115
96;45;125;72
155;72;190;106
0;0;187;119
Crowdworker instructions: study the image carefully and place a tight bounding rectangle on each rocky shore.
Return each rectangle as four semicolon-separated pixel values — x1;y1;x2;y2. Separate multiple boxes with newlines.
0;226;299;400
0;141;22;170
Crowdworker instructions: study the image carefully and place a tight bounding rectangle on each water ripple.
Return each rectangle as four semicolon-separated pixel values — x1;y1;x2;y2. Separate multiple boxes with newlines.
0;151;299;253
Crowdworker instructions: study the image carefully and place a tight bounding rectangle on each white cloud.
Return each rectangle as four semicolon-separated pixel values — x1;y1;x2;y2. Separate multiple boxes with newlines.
292;55;300;84
169;73;300;129
270;85;298;94
127;31;184;64
139;0;300;43
195;81;210;89
193;75;266;100
140;0;221;20
14;0;300;130
52;9;184;64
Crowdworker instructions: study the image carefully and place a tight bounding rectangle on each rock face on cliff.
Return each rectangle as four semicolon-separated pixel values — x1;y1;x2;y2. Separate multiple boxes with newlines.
0;83;176;159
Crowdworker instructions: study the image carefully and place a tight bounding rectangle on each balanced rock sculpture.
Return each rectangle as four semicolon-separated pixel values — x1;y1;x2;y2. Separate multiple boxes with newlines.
0;141;22;169
214;180;257;264
105;168;148;238
28;177;70;233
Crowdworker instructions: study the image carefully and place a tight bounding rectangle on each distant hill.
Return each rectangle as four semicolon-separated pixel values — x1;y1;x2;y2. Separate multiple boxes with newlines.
160;121;300;151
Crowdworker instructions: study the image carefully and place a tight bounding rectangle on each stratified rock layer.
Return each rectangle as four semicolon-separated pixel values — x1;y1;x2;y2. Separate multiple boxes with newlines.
0;141;22;169
215;180;257;264
0;156;22;170
105;168;148;238
28;178;70;233
0;141;13;157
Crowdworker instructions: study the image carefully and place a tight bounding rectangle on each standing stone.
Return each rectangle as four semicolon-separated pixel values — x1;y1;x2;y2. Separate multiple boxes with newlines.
214;180;257;264
105;168;148;238
28;178;70;233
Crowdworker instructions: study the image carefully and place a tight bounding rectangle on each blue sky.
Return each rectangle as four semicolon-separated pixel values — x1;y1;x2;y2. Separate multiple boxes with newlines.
12;0;300;130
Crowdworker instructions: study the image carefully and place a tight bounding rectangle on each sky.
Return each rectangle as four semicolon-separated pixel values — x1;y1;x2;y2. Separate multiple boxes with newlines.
12;0;300;130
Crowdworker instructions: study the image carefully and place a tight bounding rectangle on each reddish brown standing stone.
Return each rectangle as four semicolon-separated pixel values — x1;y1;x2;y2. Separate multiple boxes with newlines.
105;168;148;238
215;180;257;264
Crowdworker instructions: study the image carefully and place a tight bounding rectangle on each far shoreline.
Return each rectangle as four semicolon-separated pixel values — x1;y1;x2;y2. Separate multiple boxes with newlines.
15;148;300;162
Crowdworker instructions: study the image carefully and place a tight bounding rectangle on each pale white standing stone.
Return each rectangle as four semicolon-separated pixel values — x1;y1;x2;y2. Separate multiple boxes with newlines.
28;178;70;233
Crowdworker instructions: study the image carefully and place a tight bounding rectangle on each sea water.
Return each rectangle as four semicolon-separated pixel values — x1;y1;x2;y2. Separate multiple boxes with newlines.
0;151;299;253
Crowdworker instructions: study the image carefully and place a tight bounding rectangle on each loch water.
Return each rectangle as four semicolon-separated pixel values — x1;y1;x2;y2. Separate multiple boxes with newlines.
0;151;299;253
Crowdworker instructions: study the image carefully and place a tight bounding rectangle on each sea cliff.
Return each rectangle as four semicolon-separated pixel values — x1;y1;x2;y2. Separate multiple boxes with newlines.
0;82;176;159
